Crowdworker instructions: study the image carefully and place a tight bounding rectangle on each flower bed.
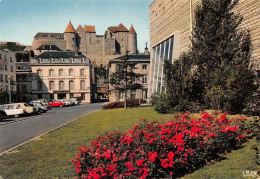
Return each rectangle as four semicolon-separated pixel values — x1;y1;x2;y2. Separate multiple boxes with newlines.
72;112;249;178
103;99;147;109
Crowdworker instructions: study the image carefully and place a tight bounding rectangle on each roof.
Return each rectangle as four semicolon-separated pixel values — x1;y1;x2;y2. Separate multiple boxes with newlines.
85;25;96;33
36;45;62;51
34;33;64;38
108;23;129;32
16;62;31;71
64;21;76;33
34;51;87;59
129;25;136;34
111;54;150;63
76;25;85;33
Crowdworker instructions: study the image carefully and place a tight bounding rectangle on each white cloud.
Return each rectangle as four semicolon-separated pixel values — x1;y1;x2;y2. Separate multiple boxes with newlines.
0;0;2;2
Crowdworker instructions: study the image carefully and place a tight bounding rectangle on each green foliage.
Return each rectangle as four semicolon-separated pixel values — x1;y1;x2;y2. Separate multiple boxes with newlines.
110;53;143;108
0;42;25;51
0;88;8;104
153;0;257;114
15;52;30;62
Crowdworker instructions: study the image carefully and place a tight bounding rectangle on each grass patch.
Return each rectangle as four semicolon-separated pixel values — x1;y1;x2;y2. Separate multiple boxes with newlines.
0;107;258;178
0;107;174;178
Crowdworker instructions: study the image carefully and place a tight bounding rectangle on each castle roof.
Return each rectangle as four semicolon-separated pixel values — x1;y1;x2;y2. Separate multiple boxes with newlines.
76;25;85;33
64;21;76;33
34;51;87;59
129;25;136;34
108;23;129;33
36;45;62;51
85;25;96;33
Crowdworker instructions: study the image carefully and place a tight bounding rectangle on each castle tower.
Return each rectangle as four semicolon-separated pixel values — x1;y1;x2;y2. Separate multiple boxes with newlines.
64;21;77;51
128;25;137;55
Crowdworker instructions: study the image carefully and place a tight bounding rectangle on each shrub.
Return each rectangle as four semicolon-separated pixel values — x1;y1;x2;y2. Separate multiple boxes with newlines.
103;99;147;109
72;112;249;178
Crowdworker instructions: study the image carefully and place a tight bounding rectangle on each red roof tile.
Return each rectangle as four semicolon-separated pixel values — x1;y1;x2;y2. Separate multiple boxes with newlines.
108;23;129;32
76;25;85;33
129;25;136;34
85;25;96;33
65;21;76;33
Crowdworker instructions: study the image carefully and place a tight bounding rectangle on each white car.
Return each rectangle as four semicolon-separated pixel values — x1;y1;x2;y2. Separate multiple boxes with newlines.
58;99;72;106
70;98;80;105
0;104;25;118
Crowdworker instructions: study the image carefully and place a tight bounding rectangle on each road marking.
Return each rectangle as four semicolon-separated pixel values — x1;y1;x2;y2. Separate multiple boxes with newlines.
0;109;101;156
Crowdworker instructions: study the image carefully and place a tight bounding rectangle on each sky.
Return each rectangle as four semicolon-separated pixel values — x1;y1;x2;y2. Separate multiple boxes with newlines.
0;0;154;52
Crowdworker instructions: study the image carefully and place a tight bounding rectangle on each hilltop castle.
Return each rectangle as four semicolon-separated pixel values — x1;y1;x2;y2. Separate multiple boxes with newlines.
32;21;138;65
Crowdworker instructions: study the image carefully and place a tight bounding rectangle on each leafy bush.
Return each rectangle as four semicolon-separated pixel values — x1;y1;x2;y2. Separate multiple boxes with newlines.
72;112;249;178
103;99;147;109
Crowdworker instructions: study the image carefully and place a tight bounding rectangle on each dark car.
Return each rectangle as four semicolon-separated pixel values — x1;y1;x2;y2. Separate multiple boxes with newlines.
0;109;7;122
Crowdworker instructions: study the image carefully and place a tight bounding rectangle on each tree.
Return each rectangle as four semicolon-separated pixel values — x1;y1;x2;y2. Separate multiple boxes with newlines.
0;88;8;104
110;53;143;109
153;0;257;114
191;0;257;113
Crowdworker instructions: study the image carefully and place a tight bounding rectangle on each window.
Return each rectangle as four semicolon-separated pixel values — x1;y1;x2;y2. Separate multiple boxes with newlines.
143;75;148;83
0;74;2;82
22;85;27;93
59;81;64;90
4;55;6;61
69;81;74;90
70;93;74;98
5;75;8;82
142;65;147;69
37;81;42;90
5;65;7;71
80;80;85;90
81;93;85;100
59;69;63;76
10;57;13;62
49;69;54;76
69;69;73;76
37;70;42;76
89;37;93;43
80;69;85;75
49;81;54;90
131;90;136;99
11;66;13;72
38;94;42;99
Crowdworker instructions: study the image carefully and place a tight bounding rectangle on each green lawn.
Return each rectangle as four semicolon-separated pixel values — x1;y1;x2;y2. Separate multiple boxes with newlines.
0;107;258;179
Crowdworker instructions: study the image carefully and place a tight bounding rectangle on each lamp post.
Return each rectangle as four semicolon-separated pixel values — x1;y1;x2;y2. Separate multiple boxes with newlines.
8;75;12;104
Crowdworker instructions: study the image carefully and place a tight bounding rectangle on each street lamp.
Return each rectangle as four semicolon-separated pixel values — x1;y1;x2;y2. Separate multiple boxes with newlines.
8;75;12;104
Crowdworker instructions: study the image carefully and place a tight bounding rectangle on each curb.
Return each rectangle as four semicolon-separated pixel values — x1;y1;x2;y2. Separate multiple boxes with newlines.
0;109;102;156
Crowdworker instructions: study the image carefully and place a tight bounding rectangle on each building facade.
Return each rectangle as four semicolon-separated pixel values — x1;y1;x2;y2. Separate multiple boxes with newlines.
148;0;260;97
30;51;92;103
32;22;138;66
108;54;150;102
0;49;17;104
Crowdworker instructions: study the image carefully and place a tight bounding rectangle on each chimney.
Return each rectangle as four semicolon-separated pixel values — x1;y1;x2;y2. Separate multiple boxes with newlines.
75;47;79;56
144;42;149;55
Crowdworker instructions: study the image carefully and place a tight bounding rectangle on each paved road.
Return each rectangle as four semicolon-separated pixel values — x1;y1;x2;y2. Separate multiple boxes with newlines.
0;102;104;154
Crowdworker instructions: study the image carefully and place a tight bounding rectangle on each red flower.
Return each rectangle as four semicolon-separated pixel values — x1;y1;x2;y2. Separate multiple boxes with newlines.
168;151;175;161
137;159;144;166
148;152;158;162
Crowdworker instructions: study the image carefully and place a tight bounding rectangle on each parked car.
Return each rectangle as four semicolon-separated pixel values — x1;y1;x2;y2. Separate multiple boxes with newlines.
29;102;50;112
31;99;49;105
47;101;66;107
70;98;80;105
0;109;7;122
0;104;25;118
58;99;72;106
14;103;37;114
